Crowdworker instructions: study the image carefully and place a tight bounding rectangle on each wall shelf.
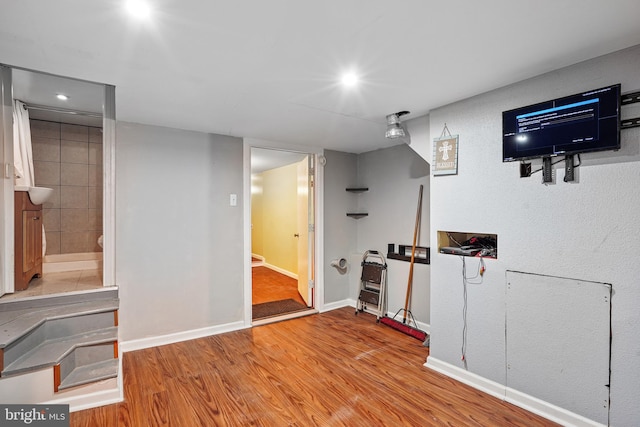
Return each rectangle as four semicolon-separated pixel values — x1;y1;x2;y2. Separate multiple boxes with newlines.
387;244;430;264
346;187;368;218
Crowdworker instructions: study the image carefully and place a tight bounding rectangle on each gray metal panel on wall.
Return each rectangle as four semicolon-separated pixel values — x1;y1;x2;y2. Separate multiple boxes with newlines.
505;271;611;424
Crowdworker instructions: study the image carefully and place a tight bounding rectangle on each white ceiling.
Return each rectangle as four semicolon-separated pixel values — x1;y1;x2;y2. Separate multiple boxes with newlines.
2;1;640;155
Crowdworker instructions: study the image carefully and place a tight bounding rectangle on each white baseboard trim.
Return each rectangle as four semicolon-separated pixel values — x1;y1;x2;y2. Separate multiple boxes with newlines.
46;379;121;412
425;356;604;427
120;320;248;353
263;263;297;280
504;387;606;427
320;299;353;312
424;356;506;400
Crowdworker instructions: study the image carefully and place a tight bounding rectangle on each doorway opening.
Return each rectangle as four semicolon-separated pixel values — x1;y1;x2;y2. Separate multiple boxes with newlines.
250;147;316;322
0;65;115;302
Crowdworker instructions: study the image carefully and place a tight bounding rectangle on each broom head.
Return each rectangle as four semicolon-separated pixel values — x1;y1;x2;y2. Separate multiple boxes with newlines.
380;316;427;341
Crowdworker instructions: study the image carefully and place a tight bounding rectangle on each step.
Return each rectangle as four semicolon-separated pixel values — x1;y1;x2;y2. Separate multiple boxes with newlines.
0;287;118;312
57;358;119;391
0;298;119;351
3;327;118;377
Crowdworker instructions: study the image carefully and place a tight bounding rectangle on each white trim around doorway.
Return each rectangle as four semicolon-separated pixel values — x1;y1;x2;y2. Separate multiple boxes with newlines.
242;138;325;327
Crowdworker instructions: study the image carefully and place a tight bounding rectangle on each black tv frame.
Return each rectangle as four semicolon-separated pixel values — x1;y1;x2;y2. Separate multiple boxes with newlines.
502;84;621;162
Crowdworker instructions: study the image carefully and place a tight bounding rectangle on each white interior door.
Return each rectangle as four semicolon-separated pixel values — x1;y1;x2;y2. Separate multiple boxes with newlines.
296;156;314;307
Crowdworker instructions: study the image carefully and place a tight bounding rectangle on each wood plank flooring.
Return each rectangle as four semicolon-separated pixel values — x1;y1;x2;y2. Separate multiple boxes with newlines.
70;308;557;426
252;266;305;305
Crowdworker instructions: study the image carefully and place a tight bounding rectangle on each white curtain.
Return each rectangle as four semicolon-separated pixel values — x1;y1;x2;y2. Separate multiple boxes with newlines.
13;99;35;187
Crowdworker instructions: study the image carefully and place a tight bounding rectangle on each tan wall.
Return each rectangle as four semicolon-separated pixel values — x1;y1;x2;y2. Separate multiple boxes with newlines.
251;162;298;274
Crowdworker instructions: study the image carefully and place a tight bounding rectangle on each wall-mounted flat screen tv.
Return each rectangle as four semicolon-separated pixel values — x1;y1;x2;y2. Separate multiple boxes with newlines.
502;84;621;162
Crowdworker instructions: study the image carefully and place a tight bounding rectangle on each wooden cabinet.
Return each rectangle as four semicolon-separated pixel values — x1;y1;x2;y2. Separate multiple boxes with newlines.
15;191;43;291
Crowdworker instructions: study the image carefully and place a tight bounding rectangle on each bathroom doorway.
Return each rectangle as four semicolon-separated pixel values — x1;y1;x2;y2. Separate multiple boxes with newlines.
250;147;317;321
0;65;115;301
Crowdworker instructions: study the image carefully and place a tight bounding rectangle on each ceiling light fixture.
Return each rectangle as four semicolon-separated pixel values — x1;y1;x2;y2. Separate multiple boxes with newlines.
125;0;151;19
341;72;359;87
56;94;69;101
385;111;410;139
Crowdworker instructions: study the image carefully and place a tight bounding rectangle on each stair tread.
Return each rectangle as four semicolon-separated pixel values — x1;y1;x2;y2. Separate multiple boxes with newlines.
3;327;118;376
0;298;119;349
58;358;119;391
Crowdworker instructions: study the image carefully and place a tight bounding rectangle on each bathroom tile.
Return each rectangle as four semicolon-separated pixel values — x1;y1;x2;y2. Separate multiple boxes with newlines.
88;142;103;165
45;271;82;285
61;231;90;254
32;137;60;162
42;186;61;209
61;163;88;186
61;209;89;231
61;140;89;164
88;186;103;209
45;231;61;255
88;163;102;187
60;186;88;209
43;208;61;232
61;123;88;142
88;209;103;231
42;280;79;294
34;161;60;186
89;127;102;144
30;120;60;139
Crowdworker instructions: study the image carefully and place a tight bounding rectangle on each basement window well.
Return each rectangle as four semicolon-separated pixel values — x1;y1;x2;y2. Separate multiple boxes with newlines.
438;230;497;258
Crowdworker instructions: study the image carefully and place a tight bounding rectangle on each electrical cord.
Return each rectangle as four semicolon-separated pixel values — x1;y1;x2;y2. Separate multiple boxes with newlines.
460;256;486;363
527;157;566;175
525;154;581;177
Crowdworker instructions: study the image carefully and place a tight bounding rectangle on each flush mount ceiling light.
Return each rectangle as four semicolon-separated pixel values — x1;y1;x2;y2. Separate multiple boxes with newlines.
56;94;69;101
125;0;152;19
340;72;359;88
385;111;410;139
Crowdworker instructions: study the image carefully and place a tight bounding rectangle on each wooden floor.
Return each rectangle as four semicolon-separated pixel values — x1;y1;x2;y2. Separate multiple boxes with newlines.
70;308;557;426
252;266;306;305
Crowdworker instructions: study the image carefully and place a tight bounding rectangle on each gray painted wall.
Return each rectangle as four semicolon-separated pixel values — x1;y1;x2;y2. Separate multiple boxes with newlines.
322;145;431;327
116;122;244;342
355;144;431;325
422;45;640;424
322;150;357;304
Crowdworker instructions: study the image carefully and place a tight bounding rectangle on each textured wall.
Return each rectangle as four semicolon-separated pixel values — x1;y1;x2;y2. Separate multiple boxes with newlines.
423;45;640;424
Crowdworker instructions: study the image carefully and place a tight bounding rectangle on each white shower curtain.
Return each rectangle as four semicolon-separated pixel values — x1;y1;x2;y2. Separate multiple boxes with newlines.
12;100;46;256
13;99;35;187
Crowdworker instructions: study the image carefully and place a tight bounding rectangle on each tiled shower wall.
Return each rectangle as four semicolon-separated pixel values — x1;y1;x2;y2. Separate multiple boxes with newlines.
31;119;103;255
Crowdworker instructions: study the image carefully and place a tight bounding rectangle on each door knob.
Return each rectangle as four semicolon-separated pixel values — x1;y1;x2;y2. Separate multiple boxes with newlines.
294;233;299;238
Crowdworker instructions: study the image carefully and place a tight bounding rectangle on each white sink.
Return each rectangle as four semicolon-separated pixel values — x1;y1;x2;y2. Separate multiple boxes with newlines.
15;186;54;205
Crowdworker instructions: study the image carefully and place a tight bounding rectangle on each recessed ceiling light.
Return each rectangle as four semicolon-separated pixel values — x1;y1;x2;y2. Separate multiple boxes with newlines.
341;72;359;88
56;94;69;101
125;0;152;19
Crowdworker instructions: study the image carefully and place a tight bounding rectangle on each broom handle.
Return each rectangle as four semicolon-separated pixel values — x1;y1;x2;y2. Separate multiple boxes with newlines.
403;184;423;324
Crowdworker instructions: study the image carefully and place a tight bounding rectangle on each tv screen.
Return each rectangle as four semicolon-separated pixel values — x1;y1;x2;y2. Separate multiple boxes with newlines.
502;84;621;162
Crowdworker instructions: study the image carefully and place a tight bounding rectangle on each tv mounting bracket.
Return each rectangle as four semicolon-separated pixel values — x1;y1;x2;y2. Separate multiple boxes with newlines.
621;90;640;130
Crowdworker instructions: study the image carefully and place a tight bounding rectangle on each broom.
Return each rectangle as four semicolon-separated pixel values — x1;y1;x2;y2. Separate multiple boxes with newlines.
380;185;428;342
